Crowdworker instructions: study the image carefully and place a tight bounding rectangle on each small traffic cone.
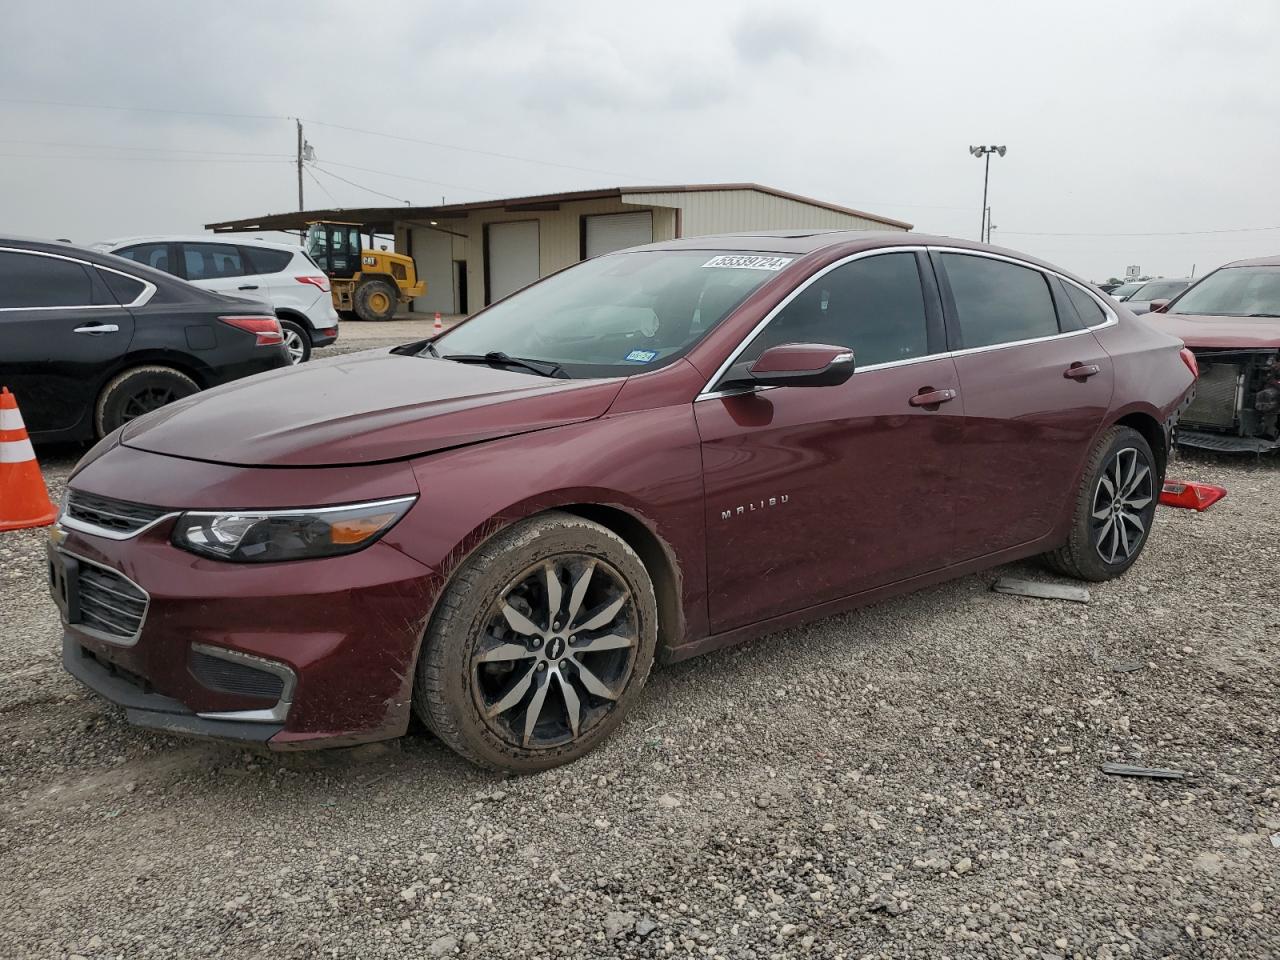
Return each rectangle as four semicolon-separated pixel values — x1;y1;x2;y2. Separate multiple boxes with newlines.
0;387;58;532
433;312;444;333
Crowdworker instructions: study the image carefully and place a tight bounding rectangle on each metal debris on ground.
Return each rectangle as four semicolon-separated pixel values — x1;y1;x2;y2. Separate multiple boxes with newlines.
1110;662;1144;673
991;577;1090;603
1101;762;1189;780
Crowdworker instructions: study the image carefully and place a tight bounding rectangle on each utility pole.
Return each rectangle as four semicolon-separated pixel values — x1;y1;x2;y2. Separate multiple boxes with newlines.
296;119;304;212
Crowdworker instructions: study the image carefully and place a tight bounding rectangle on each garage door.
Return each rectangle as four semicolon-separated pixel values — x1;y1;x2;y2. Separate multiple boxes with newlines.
409;227;454;314
584;211;653;258
486;221;540;303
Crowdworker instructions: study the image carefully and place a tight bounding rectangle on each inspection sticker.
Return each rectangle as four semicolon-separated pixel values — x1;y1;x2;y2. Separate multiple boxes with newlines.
624;349;659;363
702;255;793;271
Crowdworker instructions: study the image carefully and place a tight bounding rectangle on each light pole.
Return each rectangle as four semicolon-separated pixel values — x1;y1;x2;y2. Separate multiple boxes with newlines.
969;145;1006;242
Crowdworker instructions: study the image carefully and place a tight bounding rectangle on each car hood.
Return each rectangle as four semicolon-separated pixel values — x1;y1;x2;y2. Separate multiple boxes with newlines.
1147;313;1280;350
121;349;626;467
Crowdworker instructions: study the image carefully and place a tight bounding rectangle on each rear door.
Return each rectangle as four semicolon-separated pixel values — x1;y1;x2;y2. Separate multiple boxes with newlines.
240;245;299;311
696;249;961;633
178;242;261;301
933;250;1114;559
0;248;137;434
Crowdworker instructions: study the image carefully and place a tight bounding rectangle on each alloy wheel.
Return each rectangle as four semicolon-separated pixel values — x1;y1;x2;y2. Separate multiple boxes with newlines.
1090;446;1153;564
283;327;306;364
121;386;178;422
471;555;639;750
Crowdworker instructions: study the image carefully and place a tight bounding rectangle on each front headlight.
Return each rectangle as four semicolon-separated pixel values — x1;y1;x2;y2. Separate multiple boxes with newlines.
171;496;417;563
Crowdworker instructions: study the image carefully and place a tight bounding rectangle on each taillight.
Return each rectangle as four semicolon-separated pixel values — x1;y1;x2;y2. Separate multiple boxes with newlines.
296;275;330;292
220;315;284;347
1179;347;1199;379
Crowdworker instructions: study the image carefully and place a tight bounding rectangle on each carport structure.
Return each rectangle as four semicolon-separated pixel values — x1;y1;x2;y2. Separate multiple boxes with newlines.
206;182;911;315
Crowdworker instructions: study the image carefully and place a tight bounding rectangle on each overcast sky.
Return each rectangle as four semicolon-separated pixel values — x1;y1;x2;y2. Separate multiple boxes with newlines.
3;0;1277;281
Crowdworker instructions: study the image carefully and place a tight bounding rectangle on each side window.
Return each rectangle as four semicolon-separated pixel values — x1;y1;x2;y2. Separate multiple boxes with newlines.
97;268;146;305
241;246;293;274
115;243;171;274
0;251;95;308
1062;281;1108;328
183;243;245;281
738;253;929;368
941;254;1059;348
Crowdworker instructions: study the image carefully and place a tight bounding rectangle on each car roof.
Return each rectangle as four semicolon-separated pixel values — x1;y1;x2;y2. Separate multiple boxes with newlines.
0;235;206;289
1222;253;1280;268
98;234;302;253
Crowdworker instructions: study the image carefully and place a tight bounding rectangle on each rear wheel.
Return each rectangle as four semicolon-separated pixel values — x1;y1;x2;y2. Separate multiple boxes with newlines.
278;318;311;364
413;512;658;772
95;366;199;437
354;279;397;322
1042;426;1158;581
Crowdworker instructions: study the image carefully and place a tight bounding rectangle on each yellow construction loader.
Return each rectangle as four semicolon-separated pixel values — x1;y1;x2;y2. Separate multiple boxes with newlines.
304;221;425;322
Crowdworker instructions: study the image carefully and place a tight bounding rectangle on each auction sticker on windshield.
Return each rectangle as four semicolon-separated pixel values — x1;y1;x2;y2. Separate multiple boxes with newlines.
702;255;794;271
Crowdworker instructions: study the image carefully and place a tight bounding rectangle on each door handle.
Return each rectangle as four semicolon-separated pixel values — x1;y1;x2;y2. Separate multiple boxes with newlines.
238;284;259;290
1064;362;1102;380
909;388;957;407
73;324;120;335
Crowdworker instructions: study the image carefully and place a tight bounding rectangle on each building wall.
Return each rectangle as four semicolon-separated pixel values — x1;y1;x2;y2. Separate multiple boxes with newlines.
623;189;907;236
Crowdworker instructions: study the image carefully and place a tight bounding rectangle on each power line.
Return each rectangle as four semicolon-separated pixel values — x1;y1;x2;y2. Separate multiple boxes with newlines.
0;138;290;158
0;153;291;164
308;163;409;205
313;159;500;197
301;117;660;182
0;96;289;122
303;165;339;205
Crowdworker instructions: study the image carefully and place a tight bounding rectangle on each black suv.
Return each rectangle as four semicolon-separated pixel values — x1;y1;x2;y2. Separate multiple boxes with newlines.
0;237;291;443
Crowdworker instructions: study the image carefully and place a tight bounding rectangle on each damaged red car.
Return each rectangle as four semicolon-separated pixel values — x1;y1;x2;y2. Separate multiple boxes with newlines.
51;233;1196;771
1145;254;1280;453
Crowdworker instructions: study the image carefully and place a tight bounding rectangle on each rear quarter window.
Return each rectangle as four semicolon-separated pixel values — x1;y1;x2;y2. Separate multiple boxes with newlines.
1062;282;1109;327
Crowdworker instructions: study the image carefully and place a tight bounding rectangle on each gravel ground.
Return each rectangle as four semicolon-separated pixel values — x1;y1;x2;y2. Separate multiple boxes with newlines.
0;444;1276;960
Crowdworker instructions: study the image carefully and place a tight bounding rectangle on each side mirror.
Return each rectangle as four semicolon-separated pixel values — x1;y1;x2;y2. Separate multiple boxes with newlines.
727;343;855;389
1147;298;1171;314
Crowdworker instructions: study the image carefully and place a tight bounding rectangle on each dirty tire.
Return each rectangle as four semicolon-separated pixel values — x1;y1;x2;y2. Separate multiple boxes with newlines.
1042;425;1157;582
95;366;199;438
354;279;397;322
413;511;658;773
278;317;311;364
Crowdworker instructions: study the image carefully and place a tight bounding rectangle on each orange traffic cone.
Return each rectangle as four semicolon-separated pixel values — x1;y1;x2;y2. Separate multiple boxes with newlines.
433;312;443;333
0;387;57;532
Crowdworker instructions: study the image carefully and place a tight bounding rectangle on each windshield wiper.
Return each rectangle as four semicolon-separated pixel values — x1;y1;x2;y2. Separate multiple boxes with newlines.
442;351;568;379
422;340;441;357
1245;313;1280;318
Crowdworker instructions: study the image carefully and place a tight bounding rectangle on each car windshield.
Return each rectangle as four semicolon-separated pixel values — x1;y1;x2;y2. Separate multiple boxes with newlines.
1167;265;1280;317
430;250;793;377
1129;279;1187;301
1111;282;1142;298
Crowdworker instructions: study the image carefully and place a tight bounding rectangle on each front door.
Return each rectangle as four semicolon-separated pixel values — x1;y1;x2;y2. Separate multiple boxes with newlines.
933;251;1114;557
696;250;961;634
0;249;135;435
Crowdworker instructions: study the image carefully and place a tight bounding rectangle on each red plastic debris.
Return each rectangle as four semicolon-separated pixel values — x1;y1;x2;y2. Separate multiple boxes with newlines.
1159;480;1227;511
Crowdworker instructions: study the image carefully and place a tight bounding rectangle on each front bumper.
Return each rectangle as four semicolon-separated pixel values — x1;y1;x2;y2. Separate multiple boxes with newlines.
50;448;438;749
1177;428;1280;454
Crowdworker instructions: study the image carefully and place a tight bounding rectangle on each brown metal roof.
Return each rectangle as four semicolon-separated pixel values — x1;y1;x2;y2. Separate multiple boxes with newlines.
203;182;912;234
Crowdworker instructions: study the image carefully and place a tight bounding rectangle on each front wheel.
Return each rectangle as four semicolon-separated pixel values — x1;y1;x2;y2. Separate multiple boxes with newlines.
1042;425;1158;581
413;512;658;772
354;279;398;322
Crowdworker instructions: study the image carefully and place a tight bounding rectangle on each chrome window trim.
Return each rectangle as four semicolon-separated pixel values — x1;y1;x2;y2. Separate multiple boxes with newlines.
696;246;929;399
55;549;150;647
695;244;1118;401
0;245;156;311
192;643;297;724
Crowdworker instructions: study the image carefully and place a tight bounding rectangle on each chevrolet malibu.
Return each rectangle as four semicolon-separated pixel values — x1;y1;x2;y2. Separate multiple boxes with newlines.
51;232;1197;771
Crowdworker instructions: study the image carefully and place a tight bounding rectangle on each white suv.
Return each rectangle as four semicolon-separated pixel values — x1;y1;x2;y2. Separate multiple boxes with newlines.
94;236;339;363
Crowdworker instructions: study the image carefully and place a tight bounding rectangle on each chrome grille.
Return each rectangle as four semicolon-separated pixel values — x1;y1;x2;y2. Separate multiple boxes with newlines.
66;491;169;536
1182;360;1240;430
77;562;148;641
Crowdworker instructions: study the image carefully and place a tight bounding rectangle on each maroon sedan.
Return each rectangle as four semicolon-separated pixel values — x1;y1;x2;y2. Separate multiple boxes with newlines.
51;232;1196;771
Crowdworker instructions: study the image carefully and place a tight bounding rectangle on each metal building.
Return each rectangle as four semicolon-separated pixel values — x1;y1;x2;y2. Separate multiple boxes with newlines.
207;182;911;315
